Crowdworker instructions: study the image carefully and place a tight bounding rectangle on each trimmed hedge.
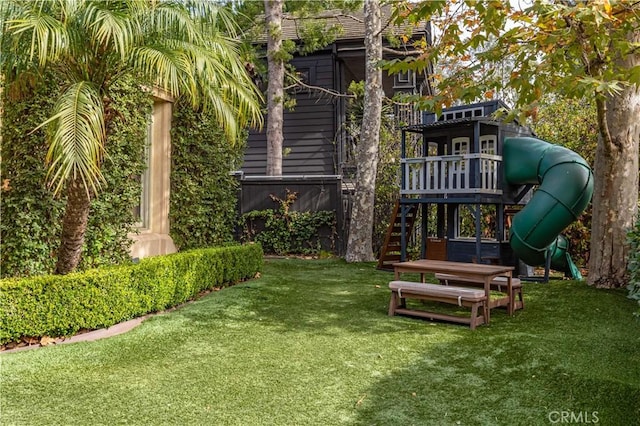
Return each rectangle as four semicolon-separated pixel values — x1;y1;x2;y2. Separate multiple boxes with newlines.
0;244;263;345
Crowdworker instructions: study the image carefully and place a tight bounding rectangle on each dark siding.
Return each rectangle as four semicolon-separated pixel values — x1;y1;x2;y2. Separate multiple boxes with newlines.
242;53;336;176
447;240;500;263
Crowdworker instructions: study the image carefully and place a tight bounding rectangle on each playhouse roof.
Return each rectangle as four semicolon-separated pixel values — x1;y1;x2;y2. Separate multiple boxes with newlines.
401;117;503;134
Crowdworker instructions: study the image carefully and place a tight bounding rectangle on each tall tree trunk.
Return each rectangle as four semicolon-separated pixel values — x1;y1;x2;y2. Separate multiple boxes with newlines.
588;30;640;288
346;0;382;263
55;175;92;274
265;0;284;176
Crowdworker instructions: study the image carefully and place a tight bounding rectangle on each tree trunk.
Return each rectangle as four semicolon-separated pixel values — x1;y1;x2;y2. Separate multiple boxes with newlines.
345;0;382;263
588;30;640;288
265;0;284;176
55;175;92;275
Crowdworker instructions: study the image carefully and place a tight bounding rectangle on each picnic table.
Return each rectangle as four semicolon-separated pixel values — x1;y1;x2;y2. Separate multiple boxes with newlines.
389;259;516;328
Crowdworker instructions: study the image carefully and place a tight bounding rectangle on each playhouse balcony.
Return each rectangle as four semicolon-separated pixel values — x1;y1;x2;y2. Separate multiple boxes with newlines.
401;153;503;196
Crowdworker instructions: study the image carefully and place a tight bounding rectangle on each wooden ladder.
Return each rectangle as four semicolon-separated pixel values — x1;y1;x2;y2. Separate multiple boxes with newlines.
377;201;419;271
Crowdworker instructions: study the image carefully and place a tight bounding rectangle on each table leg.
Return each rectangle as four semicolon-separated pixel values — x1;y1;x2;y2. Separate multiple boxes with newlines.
484;276;491;324
507;272;514;316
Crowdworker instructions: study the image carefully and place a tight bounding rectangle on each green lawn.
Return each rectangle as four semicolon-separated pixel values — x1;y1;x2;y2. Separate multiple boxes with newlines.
1;258;639;425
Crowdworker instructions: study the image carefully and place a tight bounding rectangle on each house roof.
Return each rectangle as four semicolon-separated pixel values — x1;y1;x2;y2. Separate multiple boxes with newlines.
256;5;428;44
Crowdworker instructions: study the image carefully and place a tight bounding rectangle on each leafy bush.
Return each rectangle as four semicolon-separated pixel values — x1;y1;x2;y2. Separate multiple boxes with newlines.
170;100;246;250
0;244;263;345
627;213;640;315
242;190;336;255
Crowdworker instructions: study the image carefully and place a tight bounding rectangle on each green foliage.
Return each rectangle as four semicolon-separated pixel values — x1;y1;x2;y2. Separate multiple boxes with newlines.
169;99;245;251
242;190;336;255
627;214;640;315
533;96;598;166
1;74;65;276
0;244;263;344
388;1;639;118
1;76;151;277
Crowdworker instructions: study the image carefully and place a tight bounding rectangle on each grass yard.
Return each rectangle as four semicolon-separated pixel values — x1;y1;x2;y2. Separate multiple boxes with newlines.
1;258;639;425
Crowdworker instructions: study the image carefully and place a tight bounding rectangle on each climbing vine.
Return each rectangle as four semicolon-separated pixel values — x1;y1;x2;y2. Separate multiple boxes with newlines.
242;190;336;255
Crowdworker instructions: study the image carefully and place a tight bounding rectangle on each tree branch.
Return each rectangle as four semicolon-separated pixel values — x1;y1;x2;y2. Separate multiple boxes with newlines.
285;72;355;99
595;97;623;154
382;46;424;56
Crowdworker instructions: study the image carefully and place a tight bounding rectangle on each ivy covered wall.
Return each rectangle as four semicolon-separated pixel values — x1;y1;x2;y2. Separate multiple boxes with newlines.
1;75;151;277
169;100;245;251
1;76;245;278
1;74;65;277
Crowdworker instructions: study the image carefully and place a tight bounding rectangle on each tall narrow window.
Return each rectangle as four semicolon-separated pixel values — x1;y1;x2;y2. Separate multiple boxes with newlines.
134;120;152;229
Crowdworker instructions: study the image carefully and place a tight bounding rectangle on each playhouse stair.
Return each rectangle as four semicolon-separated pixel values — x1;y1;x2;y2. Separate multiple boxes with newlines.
377;201;419;271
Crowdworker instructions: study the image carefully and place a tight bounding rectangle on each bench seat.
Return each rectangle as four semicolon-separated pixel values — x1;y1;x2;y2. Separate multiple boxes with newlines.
388;281;487;329
435;273;524;314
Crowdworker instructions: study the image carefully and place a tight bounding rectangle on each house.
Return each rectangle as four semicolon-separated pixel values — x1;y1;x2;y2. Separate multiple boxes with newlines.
241;6;431;177
130;7;431;259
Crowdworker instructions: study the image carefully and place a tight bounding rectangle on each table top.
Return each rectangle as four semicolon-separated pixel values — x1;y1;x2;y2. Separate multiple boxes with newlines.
392;259;514;277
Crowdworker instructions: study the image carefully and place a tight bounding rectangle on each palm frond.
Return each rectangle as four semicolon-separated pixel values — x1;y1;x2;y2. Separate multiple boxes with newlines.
6;0;70;66
82;1;140;62
36;81;106;195
131;44;196;100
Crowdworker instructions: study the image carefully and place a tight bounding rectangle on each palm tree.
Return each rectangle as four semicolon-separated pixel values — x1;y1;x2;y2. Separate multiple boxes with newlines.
1;0;263;274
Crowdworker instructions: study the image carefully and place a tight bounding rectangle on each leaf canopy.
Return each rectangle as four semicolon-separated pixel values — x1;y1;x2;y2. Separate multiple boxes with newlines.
388;0;639;120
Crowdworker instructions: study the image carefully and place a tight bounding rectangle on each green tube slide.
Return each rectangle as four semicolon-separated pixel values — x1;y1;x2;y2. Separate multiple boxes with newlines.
503;137;594;280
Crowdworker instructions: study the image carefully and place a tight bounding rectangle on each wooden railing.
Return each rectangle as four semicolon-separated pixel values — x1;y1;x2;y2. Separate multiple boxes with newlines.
401;154;503;195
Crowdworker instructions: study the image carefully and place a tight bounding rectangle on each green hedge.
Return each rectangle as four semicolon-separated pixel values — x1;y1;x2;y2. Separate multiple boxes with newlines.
0;244;263;345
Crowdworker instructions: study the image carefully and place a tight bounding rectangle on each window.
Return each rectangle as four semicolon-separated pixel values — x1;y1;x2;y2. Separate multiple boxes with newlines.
480;135;496;154
134;120;152;229
451;137;469;190
455;205;497;239
437;107;484;122
295;67;315;86
394;70;415;89
480;135;498;190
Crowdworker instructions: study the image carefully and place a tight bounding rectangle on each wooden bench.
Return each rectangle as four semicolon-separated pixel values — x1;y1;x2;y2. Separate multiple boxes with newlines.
435;273;524;315
388;281;487;330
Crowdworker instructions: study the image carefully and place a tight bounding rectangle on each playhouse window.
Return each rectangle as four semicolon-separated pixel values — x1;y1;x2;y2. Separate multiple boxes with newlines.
450;137;469;189
452;137;469;155
480;135;496;154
